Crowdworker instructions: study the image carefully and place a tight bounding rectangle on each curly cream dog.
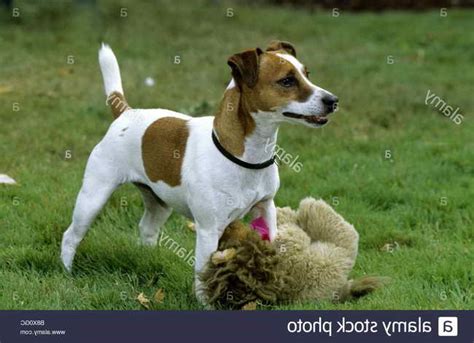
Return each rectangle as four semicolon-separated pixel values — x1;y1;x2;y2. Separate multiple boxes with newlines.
60;41;338;301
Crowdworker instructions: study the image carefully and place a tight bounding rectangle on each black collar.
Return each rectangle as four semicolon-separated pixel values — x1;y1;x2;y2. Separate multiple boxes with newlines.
211;130;275;170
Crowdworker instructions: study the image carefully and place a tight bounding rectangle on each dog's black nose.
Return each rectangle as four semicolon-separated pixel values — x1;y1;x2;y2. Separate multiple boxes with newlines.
322;94;339;112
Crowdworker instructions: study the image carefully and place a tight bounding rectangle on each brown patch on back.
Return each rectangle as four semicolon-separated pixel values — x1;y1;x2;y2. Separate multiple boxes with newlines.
107;91;130;118
142;117;189;187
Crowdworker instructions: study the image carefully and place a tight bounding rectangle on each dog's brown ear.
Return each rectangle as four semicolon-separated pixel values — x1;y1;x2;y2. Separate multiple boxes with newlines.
227;48;263;88
266;40;296;57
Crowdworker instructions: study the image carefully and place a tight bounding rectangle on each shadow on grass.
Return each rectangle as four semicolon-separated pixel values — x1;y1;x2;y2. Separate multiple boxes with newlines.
1;243;167;287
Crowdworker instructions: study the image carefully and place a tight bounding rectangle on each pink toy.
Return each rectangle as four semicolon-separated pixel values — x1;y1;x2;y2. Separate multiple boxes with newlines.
250;216;270;241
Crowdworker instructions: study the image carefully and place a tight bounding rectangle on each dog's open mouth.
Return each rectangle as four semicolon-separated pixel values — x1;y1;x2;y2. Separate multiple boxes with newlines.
283;112;329;125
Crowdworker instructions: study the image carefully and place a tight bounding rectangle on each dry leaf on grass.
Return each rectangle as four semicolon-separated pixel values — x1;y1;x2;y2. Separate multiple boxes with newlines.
381;242;400;253
0;85;13;94
241;302;257;310
58;67;73;76
136;292;151;309
154;288;165;304
186;221;195;232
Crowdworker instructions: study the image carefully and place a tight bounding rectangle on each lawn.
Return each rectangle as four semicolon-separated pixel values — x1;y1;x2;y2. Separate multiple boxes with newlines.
0;0;472;310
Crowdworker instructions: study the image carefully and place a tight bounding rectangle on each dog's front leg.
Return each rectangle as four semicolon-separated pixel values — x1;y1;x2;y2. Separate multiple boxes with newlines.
194;225;220;305
252;198;277;241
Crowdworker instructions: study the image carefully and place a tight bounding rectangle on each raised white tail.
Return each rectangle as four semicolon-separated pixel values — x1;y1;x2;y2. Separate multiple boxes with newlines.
98;44;129;118
98;43;123;96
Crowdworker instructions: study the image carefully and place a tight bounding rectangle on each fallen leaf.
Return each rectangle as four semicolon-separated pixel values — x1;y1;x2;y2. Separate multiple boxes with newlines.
0;85;12;94
241;302;257;310
136;292;150;309
186;221;195;231
154;288;165;304
58;67;73;76
381;241;399;253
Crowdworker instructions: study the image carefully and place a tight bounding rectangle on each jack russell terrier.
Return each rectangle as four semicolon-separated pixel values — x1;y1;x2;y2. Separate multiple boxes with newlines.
60;41;338;302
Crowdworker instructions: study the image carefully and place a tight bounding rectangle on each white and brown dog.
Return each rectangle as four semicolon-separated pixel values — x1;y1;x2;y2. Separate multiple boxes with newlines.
60;41;338;301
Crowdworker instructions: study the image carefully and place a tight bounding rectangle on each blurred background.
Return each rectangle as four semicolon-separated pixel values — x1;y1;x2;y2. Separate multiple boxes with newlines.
248;0;474;10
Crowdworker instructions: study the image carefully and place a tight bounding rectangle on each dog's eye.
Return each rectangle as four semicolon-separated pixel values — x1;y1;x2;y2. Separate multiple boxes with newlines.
277;76;297;88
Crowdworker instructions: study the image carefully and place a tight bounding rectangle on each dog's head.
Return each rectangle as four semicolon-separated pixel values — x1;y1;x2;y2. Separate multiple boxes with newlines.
228;41;338;128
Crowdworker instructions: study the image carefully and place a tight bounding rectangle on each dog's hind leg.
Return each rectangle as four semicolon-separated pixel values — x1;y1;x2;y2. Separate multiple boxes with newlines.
60;149;121;272
134;183;172;246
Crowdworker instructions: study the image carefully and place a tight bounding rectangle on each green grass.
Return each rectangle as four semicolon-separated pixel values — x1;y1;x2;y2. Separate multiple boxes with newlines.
0;0;473;310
